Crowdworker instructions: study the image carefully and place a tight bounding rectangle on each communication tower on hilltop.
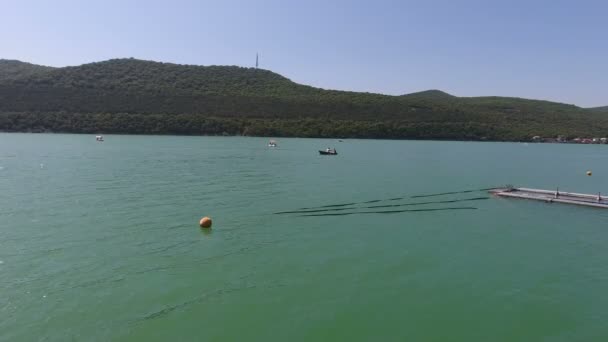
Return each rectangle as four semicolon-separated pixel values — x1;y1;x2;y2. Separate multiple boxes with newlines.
256;53;259;69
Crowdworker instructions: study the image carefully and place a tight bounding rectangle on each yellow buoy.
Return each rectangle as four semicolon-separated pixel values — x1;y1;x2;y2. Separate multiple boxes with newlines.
587;170;592;176
199;216;212;228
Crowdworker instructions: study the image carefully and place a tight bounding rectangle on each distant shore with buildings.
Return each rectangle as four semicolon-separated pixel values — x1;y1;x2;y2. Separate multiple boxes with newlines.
532;136;608;144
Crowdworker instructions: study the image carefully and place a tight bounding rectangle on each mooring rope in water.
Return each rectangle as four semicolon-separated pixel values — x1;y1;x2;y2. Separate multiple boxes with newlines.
274;207;357;215
298;202;358;210
298;198;402;210
294;186;499;211
365;196;488;209
297;206;478;217
275;196;488;215
410;187;497;198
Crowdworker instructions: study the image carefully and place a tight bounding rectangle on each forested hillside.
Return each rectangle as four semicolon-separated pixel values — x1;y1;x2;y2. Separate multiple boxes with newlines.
1;58;606;140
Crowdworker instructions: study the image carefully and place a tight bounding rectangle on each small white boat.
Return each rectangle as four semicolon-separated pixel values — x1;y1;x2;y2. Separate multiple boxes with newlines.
319;148;337;155
96;135;104;142
268;140;277;147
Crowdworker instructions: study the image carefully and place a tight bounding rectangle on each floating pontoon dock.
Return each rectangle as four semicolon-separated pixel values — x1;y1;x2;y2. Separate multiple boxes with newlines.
490;187;608;209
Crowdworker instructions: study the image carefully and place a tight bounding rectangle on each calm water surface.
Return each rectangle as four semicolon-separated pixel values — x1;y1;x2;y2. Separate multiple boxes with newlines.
1;134;608;341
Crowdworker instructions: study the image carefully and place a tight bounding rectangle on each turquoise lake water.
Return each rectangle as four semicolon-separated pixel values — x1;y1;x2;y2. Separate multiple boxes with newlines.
1;133;608;341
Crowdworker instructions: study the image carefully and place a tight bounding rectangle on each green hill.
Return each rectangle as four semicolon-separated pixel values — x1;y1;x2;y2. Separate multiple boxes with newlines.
1;58;607;140
589;106;608;113
0;59;54;82
400;89;455;99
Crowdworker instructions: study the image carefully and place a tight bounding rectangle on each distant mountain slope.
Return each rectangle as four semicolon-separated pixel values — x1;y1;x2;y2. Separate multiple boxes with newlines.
401;89;455;99
588;106;608;113
0;58;607;140
6;58;306;97
0;59;54;82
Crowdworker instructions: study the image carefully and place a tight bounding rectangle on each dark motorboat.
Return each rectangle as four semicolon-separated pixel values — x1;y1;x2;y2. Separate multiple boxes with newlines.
319;149;338;155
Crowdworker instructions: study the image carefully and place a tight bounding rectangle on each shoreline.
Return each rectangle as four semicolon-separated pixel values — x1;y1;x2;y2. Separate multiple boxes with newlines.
2;130;606;145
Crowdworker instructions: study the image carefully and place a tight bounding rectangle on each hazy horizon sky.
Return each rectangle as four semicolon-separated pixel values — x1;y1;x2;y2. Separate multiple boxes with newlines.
1;0;606;107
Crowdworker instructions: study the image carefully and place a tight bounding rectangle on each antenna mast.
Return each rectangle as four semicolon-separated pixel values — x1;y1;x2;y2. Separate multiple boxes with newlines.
256;53;259;69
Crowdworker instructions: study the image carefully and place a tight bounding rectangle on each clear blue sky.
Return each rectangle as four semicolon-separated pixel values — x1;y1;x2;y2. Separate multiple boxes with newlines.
1;0;606;107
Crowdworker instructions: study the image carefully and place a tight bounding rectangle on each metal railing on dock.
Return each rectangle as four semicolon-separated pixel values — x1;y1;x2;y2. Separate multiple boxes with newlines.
490;187;608;209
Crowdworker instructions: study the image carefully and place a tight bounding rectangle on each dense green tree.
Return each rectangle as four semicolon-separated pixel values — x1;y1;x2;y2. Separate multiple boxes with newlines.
0;58;607;140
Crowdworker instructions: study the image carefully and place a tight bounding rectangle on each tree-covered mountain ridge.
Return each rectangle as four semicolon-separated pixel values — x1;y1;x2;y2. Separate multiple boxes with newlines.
0;58;606;140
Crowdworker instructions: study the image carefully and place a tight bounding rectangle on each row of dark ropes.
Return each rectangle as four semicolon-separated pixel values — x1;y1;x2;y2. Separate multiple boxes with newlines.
274;187;499;217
